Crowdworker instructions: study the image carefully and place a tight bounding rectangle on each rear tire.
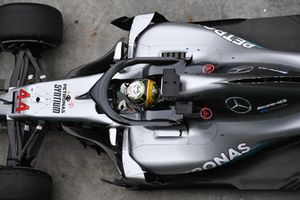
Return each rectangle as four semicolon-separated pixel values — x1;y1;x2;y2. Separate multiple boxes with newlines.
0;3;63;48
0;167;53;200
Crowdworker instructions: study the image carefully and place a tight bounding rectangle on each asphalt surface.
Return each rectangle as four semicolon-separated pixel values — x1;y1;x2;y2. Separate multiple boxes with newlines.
1;0;300;199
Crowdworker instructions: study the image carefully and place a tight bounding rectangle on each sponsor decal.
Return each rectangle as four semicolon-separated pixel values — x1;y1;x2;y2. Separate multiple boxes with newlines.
189;143;251;173
257;99;287;113
258;66;288;74
225;97;252;114
228;66;254;74
16;89;30;113
68;101;74;109
204;26;256;48
52;84;68;114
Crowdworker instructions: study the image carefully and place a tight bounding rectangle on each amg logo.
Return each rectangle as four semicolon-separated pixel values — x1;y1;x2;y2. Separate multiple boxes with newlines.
53;84;67;114
257;99;287;111
189;143;251;173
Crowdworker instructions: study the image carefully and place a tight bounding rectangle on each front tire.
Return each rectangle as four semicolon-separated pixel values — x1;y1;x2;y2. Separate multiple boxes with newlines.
0;3;63;48
0;167;53;200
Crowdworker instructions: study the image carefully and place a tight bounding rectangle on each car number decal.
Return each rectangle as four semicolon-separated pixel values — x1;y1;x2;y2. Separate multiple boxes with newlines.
16;89;30;113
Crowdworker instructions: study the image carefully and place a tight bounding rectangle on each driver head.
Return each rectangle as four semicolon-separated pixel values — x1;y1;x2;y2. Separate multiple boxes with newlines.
126;79;160;108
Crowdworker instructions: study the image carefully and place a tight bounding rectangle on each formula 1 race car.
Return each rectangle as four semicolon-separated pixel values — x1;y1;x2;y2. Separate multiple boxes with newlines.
1;2;300;200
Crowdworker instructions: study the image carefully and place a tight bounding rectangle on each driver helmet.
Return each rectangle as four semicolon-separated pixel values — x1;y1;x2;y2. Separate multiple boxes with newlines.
126;79;160;108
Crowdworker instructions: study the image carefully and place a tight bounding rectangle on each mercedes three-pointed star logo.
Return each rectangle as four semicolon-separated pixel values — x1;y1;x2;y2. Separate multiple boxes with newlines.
225;97;252;114
227;66;254;74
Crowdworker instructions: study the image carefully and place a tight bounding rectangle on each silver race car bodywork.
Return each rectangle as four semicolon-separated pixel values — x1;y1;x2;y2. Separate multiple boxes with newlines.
2;12;300;190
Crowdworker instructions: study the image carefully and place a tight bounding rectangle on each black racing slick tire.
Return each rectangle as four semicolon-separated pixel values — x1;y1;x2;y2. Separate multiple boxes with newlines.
0;3;63;47
0;167;53;200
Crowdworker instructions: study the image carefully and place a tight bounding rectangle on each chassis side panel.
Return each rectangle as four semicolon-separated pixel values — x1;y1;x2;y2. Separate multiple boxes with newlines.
148;138;300;190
